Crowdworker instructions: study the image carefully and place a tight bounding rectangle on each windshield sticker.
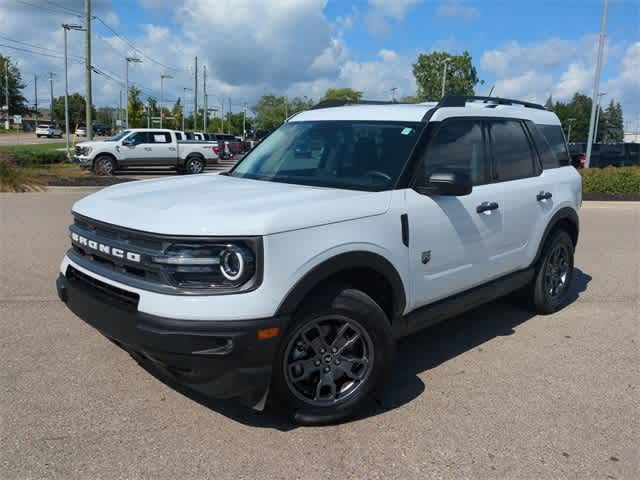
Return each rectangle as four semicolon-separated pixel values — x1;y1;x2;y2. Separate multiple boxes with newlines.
154;135;166;142
401;128;414;135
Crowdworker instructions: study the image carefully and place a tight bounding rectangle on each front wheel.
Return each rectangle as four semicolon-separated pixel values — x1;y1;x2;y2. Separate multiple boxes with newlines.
272;286;394;425
185;156;205;174
93;155;117;176
531;230;575;314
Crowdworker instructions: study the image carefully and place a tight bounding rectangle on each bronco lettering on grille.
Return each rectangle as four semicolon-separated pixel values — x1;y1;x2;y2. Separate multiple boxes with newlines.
71;232;142;263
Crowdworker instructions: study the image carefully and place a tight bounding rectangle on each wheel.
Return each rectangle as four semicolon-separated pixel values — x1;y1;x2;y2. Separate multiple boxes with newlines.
93;155;117;176
272;285;394;425
530;230;574;314
185;156;205;174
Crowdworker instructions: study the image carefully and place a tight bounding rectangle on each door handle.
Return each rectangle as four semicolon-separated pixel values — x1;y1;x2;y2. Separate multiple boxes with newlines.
536;191;552;201
476;201;499;213
144;147;152;151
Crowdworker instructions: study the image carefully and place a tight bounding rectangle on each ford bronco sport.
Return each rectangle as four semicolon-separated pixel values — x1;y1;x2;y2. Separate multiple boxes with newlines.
57;96;581;424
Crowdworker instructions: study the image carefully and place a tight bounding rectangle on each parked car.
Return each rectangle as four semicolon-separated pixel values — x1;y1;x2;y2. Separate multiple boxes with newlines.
211;133;243;156
92;123;112;136
75;125;87;137
73;128;218;175
56;95;581;424
568;142;640;168
35;124;62;138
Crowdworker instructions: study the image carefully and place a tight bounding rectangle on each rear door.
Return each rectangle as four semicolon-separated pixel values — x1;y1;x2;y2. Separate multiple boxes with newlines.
406;117;505;309
486;118;546;272
146;131;176;165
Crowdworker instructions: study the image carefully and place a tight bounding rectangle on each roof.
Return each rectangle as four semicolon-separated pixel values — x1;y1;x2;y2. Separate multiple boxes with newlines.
290;96;560;125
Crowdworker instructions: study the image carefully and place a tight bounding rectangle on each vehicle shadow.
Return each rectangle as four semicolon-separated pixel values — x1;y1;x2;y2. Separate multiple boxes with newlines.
139;268;591;431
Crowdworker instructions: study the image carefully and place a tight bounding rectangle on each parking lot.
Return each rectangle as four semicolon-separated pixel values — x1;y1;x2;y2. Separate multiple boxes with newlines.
0;192;638;479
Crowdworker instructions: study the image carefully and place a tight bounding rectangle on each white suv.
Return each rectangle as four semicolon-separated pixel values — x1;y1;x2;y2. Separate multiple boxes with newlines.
56;96;581;424
36;124;62;138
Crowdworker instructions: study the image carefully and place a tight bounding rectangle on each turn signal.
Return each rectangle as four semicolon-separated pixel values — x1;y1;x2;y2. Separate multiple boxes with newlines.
258;327;280;340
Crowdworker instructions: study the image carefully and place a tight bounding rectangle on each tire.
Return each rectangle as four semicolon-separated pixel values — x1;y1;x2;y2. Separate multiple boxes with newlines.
185;156;205;174
93;155;117;176
530;230;574;314
272;285;394;425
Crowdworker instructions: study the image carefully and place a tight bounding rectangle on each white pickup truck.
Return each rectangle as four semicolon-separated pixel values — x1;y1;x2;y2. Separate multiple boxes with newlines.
74;128;218;175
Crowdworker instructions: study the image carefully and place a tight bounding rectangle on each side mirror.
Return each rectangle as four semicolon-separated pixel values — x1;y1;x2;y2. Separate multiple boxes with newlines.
414;171;472;196
122;138;134;146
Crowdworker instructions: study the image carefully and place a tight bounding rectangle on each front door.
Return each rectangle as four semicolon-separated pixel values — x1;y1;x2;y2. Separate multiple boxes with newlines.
406;118;504;311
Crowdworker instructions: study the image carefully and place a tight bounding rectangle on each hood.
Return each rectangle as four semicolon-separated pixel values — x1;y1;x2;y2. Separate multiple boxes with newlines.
72;174;392;236
77;140;113;149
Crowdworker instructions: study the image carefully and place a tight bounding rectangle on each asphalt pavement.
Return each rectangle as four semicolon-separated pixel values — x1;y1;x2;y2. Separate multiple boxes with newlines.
0;192;638;480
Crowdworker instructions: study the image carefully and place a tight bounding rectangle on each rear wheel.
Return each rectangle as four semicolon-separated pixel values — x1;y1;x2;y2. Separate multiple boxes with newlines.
272;286;394;425
530;230;574;314
94;155;117;176
185;156;205;174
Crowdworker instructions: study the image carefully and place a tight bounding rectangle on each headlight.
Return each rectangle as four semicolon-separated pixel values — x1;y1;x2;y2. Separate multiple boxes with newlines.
82;147;93;155
151;240;260;291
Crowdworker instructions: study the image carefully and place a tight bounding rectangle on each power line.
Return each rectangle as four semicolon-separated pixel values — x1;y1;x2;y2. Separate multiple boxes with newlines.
15;0;82;18
44;0;83;16
93;16;181;73
0;34;83;62
0;42;83;62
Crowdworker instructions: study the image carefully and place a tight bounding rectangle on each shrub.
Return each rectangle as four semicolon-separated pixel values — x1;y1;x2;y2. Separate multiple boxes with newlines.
580;166;640;195
12;148;67;167
0;160;45;192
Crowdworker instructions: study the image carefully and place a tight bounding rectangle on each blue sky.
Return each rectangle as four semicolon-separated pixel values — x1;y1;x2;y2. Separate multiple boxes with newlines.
1;0;638;126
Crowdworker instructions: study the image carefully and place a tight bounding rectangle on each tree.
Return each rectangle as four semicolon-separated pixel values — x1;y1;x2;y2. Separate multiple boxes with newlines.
0;55;28;125
52;93;95;130
127;86;144;127
252;94;312;130
544;95;554;110
173;97;183;130
412;51;481;101
321;88;362;103
603;100;624;142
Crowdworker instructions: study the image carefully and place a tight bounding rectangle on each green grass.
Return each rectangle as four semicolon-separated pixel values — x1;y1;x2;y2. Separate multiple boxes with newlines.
0;160;45;192
580;166;640;195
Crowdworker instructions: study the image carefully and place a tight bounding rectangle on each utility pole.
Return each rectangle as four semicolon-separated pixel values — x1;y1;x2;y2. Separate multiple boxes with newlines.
203;65;207;131
567;118;576;143
228;97;231;133
34;74;38;126
193;56;198;131
63;23;84;157
48;72;55;124
242;101;247;139
4;60;8;130
594;92;607;143
84;0;93;140
220;99;224;134
585;0;608;168
125;57;142;128
390;87;397;102
441;59;450;98
183;87;192;131
160;75;173;128
118;89;122;129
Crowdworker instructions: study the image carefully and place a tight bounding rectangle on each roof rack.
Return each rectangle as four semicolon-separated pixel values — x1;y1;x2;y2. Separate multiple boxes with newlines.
311;99;397;110
437;95;547;111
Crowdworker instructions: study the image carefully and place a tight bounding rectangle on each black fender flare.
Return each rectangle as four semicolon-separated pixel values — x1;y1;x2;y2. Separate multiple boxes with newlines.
532;207;579;267
275;251;407;320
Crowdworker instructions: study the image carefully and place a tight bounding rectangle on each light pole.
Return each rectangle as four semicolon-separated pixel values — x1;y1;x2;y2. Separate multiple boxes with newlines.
567;118;576;143
585;0;609;168
62;23;84;157
242;101;247;139
594;92;607;143
124;56;142;129
160;74;173;128
441;59;450;98
182;87;192;131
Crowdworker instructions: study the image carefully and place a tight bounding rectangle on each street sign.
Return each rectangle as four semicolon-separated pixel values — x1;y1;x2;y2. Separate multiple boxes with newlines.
116;119;122;127
13;115;22;125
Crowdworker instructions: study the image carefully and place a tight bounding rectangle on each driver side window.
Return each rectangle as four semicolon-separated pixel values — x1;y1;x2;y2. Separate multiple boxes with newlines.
126;132;149;146
420;119;489;186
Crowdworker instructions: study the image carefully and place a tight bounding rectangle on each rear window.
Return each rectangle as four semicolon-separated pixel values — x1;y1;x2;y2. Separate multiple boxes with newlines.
539;125;570;167
38;125;50;128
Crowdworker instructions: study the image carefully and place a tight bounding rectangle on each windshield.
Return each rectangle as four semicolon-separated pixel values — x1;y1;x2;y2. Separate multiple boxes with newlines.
230;121;423;190
110;130;131;142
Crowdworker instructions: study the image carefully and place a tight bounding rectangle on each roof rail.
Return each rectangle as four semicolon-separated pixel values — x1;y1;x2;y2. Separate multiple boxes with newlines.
437;95;547;111
311;99;397;110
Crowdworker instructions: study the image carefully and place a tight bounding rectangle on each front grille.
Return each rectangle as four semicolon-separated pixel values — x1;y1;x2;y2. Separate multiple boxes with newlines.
67;266;139;309
70;215;168;285
75;145;83;156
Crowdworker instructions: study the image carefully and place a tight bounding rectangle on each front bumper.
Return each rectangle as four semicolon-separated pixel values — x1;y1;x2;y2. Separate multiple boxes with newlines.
73;155;92;165
56;271;288;404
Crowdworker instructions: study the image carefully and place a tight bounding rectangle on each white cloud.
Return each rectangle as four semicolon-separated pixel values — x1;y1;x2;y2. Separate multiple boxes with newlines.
552;63;592;100
436;0;478;21
378;49;398;62
365;0;422;36
491;71;552;103
603;42;640;122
